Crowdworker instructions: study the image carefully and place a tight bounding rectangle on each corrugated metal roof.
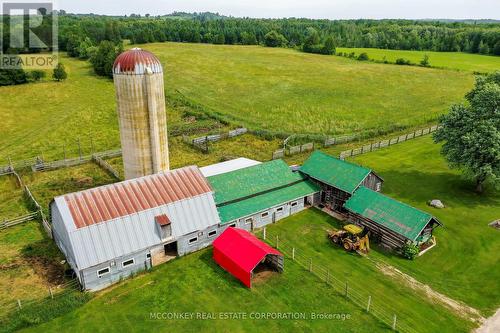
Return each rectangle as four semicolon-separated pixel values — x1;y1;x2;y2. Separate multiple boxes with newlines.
217;181;320;224
344;186;435;241
200;158;261;177
300;151;371;194
113;48;163;75
62;166;212;229
207;160;305;205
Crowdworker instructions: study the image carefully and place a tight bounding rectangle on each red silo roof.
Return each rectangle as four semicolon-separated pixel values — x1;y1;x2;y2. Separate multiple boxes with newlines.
63;166;212;229
113;47;163;75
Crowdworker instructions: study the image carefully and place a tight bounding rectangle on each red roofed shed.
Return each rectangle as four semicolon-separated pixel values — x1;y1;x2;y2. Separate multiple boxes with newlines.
213;228;284;288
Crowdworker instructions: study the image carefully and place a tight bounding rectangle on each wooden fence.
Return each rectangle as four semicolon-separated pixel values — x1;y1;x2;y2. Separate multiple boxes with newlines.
92;155;121;180
0;212;39;229
339;125;439;160
32;149;122;172
272;142;315;160
324;134;357;147
183;128;247;153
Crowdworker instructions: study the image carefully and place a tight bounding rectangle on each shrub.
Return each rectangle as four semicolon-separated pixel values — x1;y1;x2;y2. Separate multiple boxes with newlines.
264;30;287;47
420;54;430;67
402;242;420;260
30;70;46;81
396;58;412;65
357;52;369;61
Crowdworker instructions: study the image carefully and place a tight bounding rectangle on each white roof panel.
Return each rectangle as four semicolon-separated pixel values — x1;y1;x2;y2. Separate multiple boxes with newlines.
200;158;261;177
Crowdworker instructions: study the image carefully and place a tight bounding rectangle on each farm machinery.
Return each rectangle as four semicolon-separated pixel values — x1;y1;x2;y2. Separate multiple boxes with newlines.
328;224;370;254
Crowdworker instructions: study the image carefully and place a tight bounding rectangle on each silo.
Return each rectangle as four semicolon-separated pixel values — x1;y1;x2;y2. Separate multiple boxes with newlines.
112;48;169;180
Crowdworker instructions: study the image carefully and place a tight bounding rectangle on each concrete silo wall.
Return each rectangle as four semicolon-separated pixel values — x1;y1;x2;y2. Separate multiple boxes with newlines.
114;73;169;180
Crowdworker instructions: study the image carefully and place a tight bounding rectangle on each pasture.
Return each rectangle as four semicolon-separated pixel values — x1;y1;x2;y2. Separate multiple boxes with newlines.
0;43;481;162
351;136;500;314
336;47;500;73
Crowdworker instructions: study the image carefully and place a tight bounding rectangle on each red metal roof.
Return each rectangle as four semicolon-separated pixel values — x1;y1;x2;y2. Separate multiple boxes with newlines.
64;166;212;229
155;214;171;226
213;228;282;288
113;48;162;75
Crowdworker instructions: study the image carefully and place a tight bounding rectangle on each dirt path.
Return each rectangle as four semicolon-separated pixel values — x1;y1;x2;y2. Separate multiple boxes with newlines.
374;261;484;324
475;309;500;333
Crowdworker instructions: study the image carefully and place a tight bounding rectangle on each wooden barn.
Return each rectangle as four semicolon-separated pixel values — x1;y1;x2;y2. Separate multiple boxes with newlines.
299;151;383;213
344;186;442;250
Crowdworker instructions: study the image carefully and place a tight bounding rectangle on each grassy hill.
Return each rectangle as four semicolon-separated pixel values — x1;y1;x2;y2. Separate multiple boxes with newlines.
0;43;483;162
337;48;500;73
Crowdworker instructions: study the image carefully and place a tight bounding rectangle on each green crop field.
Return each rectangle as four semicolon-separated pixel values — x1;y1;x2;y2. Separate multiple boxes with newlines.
0;43;487;162
337;48;500;73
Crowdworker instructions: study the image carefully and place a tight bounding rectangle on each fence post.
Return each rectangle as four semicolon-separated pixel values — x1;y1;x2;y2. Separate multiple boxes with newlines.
345;281;348;298
263;228;266;240
392;314;397;331
367;295;371;312
17;299;22;310
276;235;279;249
78;138;82;160
292;247;295;260
63;144;67;163
309;258;312;272
90;136;95;154
49;287;53;299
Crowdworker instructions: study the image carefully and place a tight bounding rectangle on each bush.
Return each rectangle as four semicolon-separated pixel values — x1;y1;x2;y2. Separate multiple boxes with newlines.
402;242;420;260
30;70;46;81
396;58;412;65
53;63;68;81
264;30;287;47
357;52;369;61
420;54;430;67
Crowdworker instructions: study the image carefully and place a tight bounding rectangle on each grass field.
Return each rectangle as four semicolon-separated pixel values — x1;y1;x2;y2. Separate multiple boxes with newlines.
350;136;500;314
23;249;391;333
0;175;29;220
0;43;483;162
337;48;500;73
154;43;472;135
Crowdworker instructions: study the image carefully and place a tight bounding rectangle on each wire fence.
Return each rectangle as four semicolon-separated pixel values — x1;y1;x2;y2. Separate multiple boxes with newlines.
260;228;421;333
0;278;81;320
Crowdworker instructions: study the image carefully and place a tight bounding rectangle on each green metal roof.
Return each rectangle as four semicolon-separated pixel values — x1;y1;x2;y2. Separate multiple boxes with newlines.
344;186;435;241
207;160;305;205
300;151;371;194
217;180;320;224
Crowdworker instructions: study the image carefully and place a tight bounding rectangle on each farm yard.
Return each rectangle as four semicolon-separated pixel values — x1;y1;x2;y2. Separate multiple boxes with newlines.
336;48;500;73
0;40;499;333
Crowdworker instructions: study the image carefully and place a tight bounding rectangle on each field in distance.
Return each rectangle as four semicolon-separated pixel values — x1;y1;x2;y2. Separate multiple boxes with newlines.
336;47;500;73
154;43;473;135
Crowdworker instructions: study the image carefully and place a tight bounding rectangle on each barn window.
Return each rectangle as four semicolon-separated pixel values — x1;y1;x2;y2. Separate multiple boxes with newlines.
276;207;284;213
189;237;198;244
291;201;298;207
261;212;269;218
245;217;253;225
146;253;151;259
122;259;135;268
97;267;110;278
229;223;237;228
208;230;217;237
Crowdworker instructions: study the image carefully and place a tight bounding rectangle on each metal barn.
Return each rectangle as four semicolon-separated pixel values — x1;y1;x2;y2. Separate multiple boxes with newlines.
299;151;383;214
50;166;221;291
207;160;320;231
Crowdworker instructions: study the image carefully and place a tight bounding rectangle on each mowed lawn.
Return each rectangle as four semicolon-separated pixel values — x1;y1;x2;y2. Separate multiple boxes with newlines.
351;136;500;315
337;47;500;73
23;249;389;333
151;43;473;135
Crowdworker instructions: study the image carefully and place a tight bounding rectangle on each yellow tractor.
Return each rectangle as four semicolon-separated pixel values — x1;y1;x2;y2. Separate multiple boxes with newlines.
328;224;370;254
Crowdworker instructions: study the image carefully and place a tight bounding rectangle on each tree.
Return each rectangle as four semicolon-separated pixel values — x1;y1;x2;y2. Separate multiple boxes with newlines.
402;243;419;260
264;30;287;47
433;71;500;193
478;40;490;54
321;36;336;55
53;63;67;81
90;41;123;78
420;54;430;67
213;33;225;45
30;70;46;81
241;32;257;45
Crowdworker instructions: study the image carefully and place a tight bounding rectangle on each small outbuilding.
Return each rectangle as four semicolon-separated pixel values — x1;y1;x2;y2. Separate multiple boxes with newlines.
213;227;284;288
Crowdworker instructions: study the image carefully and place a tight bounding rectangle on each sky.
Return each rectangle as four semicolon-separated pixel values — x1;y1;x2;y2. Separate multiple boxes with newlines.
56;0;500;20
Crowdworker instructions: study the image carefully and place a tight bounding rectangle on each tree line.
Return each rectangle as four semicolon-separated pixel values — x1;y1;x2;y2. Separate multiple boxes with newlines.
2;12;500;80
